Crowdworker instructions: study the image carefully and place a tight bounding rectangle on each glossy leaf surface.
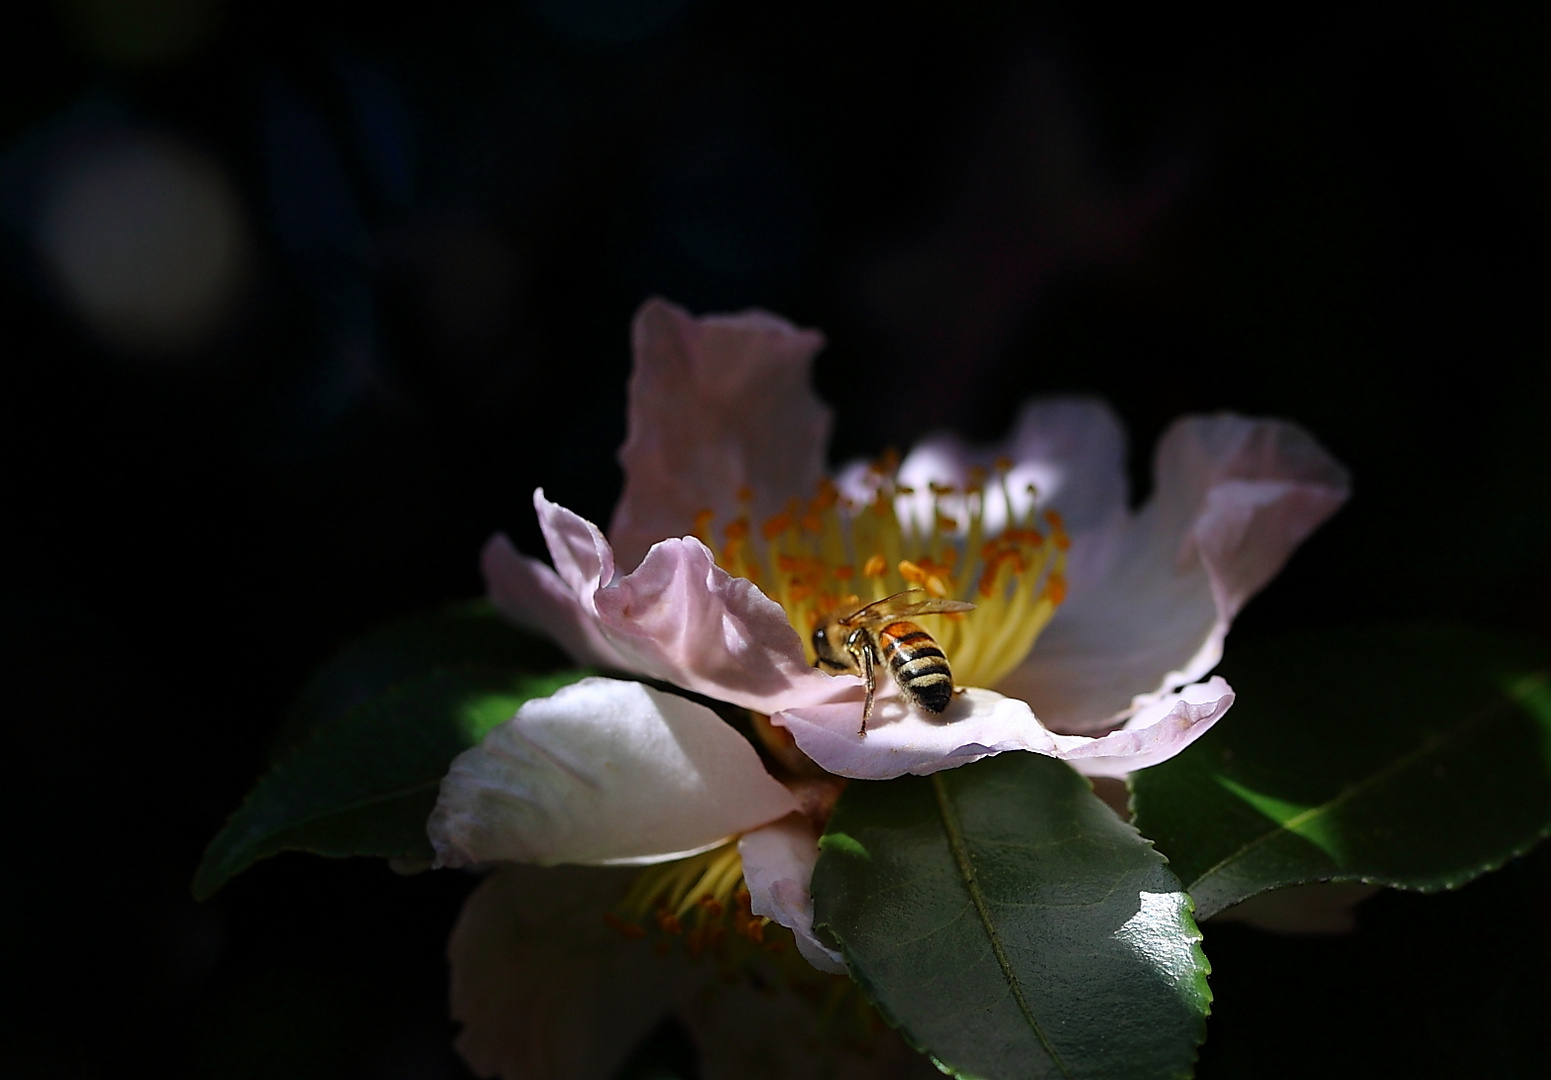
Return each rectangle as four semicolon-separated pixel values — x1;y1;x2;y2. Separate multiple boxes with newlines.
1131;624;1551;918
813;753;1211;1080
194;665;588;899
270;600;568;759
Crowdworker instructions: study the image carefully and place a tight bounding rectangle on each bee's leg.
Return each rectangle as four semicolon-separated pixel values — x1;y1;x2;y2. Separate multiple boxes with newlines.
855;645;876;736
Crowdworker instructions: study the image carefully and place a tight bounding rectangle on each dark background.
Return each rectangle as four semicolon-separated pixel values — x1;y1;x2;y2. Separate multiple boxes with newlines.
6;1;1548;1076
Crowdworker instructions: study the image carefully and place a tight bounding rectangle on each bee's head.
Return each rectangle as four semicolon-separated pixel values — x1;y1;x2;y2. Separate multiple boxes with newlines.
811;622;847;670
810;624;828;667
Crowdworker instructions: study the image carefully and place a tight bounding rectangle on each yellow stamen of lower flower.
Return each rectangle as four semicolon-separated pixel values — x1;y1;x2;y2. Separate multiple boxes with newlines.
608;842;782;957
699;456;1068;689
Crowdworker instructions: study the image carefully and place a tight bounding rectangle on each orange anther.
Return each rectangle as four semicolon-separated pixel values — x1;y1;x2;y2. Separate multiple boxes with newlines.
1047;576;1067;605
761;513;792;541
736;485;754;503
655;910;683;935
698;895;724;919
898;560;927;586
833;564;854;581
602;913;647;940
936;514;959;533
801;513;824;534
693;508;714;536
862;554;888;578
724;519;750;541
1043;508;1065;531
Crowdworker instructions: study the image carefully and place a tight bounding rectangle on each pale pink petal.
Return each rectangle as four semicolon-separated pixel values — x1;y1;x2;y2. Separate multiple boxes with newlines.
773;681;1229;781
591;535;852;714
534;488;616;605
1050;676;1235;778
1000;415;1348;733
775;687;1051;779
481;534;631;671
609;298;832;569
738;816;845;974
448;865;696;1080
429;677;798;867
1002;397;1131;536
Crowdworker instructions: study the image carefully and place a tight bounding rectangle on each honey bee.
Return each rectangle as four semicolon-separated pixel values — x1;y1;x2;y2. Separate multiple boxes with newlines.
811;590;975;735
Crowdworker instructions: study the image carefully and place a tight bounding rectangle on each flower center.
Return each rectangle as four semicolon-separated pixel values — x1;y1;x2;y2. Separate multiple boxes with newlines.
695;455;1068;689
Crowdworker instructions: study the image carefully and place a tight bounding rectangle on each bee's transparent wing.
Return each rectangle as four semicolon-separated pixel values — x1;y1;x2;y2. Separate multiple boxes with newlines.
846;589;975;623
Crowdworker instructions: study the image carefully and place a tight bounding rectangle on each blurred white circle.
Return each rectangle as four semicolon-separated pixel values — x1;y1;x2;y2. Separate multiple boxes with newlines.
39;134;250;355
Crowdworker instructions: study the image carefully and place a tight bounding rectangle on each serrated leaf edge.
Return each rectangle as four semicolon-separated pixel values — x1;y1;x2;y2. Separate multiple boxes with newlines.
1186;668;1551;918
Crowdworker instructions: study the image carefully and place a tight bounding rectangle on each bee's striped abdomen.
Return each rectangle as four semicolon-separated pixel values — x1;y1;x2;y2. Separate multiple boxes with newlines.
878;620;954;713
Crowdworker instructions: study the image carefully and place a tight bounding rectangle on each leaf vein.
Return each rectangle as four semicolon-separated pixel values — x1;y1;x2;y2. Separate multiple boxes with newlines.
931;773;1071;1080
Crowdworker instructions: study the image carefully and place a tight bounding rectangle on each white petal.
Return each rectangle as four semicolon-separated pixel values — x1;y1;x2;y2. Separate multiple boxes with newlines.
429;677;799;867
1001;414;1348;732
738;817;846;974
774;681;1228;781
448;865;696;1080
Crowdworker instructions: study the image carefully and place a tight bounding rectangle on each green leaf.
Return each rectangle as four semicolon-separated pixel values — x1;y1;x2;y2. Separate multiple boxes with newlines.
270;599;569;759
194;665;590;900
813;753;1211;1080
1130;624;1551;920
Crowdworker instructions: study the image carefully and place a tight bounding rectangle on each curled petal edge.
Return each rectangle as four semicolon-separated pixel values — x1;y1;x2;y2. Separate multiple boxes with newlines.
527;490;852;715
771;678;1232;781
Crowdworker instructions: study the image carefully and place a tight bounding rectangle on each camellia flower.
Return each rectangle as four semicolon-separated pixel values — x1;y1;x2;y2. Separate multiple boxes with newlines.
426;298;1349;1079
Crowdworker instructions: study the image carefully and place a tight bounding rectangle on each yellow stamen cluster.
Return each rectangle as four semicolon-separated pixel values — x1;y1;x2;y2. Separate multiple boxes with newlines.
695;456;1068;689
607;842;788;961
